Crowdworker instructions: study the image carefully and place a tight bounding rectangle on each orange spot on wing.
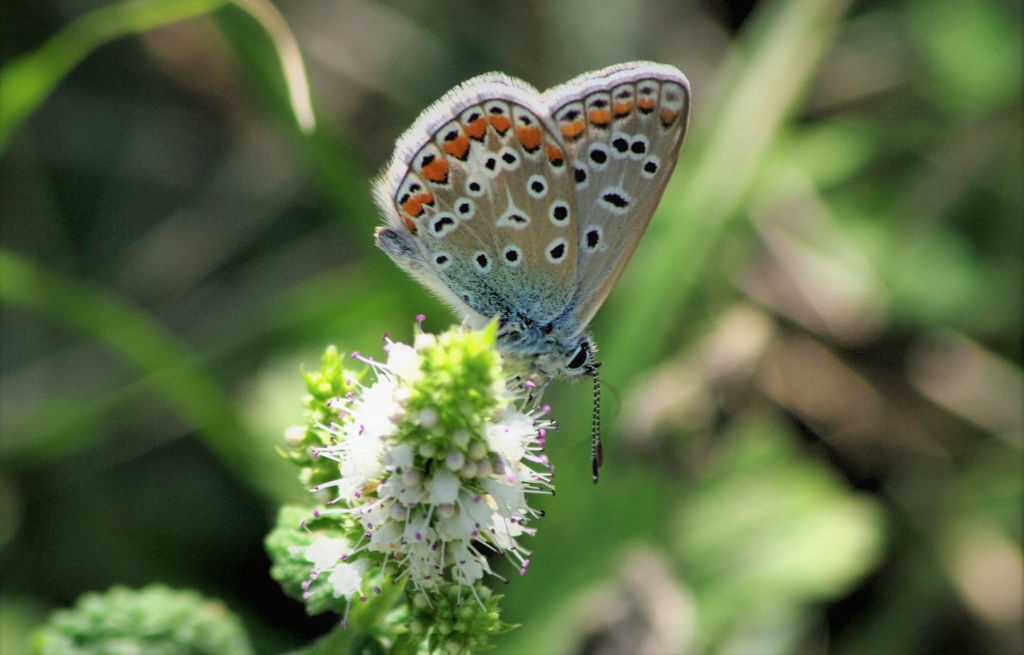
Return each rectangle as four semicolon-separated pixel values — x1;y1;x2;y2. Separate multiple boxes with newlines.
560;120;586;140
659;109;679;126
516;125;542;152
401;197;423;217
420;157;449;184
465;117;488;140
489;114;512;134
442;135;470;160
637;97;656;112
400;191;434;218
401;197;421;217
588;109;611;126
402;216;417;233
613;101;633;117
545;142;565;166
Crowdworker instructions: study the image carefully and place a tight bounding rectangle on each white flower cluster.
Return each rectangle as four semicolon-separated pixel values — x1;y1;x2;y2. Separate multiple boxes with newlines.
303;333;554;603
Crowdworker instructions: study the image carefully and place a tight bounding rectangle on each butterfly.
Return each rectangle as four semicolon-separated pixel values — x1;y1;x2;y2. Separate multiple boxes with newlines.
374;62;690;481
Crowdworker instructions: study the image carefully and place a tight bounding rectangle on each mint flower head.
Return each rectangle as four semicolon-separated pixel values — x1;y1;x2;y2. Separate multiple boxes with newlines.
271;321;555;652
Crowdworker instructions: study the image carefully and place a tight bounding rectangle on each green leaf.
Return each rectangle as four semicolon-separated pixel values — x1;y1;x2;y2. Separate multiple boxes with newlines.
906;0;1023;115
265;506;351;617
674;417;885;650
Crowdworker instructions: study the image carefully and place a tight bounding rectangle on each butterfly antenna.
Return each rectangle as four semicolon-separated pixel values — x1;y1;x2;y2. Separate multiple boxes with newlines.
589;363;604;484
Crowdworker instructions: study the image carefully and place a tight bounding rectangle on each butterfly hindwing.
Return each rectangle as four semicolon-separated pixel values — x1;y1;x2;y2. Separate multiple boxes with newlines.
544;62;690;333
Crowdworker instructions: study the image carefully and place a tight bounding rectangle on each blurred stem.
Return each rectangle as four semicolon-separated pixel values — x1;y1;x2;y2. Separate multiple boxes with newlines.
229;0;316;133
0;250;253;470
604;0;851;377
0;0;315;150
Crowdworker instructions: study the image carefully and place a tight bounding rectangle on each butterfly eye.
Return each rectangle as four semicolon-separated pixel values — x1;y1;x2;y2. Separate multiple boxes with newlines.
567;342;590;370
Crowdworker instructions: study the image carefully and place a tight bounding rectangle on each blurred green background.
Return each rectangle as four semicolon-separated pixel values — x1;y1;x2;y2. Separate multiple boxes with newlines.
1;0;1021;653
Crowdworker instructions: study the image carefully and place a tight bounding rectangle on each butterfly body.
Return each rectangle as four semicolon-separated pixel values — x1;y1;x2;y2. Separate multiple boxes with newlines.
375;62;690;385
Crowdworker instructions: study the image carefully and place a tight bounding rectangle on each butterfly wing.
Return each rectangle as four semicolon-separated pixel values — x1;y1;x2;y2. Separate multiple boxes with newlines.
375;73;580;330
544;62;690;333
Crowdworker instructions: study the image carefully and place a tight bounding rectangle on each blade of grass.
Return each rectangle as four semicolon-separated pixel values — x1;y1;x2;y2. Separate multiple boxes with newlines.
0;250;252;471
0;0;316;150
213;4;373;226
0;0;225;149
232;0;316;133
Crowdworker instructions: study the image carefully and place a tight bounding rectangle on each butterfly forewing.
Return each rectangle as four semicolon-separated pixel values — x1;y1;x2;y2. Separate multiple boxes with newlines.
544;63;690;332
376;75;579;328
